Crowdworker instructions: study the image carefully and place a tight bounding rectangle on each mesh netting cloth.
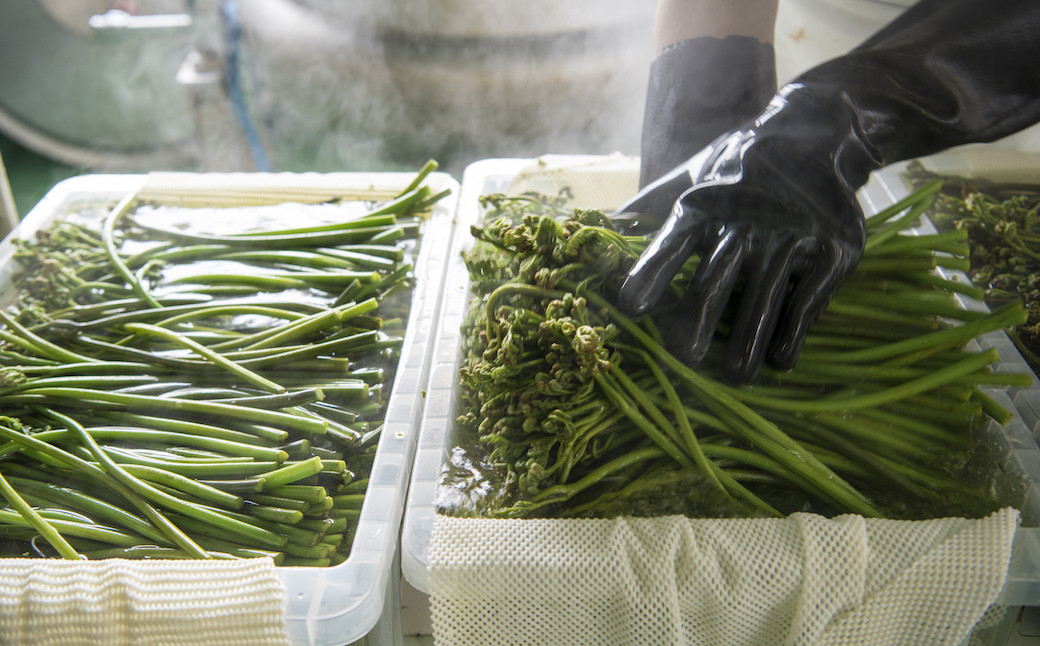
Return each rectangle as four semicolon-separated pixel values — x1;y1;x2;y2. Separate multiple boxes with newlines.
0;557;288;645
429;508;1019;646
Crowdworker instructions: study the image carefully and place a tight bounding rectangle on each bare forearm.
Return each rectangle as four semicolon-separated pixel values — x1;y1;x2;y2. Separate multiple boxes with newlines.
654;0;779;51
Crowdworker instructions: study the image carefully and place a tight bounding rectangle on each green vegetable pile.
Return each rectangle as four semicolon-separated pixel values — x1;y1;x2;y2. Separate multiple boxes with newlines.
443;182;1031;521
0;162;448;565
907;161;1040;375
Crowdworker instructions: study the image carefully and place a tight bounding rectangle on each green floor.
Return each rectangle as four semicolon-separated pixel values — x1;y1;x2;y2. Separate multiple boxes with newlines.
0;131;86;222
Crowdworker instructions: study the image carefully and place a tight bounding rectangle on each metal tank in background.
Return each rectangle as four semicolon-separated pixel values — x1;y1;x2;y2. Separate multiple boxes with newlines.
0;0;656;175
240;1;656;175
0;0;199;170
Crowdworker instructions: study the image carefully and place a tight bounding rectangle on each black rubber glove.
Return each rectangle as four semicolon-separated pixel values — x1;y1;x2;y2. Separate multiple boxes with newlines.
638;35;776;189
617;0;1040;382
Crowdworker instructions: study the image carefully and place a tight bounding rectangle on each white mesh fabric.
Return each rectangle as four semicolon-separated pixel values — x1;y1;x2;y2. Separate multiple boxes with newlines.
0;557;288;646
429;508;1019;646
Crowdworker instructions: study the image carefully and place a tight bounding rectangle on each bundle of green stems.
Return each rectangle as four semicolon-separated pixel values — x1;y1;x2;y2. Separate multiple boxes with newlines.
449;181;1032;520
905;160;1040;375
0;161;448;564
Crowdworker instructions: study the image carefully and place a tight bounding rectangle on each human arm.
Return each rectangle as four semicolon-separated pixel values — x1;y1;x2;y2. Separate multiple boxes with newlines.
639;0;779;187
620;0;1040;382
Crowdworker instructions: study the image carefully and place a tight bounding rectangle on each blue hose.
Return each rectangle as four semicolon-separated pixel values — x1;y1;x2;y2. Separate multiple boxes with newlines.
220;0;271;172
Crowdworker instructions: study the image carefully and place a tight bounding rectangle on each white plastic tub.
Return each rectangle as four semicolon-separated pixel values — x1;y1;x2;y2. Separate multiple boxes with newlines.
1;169;458;646
401;157;553;593
400;154;1040;622
858;151;1040;612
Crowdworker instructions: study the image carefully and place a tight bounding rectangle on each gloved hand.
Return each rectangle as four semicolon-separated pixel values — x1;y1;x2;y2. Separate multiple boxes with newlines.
617;0;1040;382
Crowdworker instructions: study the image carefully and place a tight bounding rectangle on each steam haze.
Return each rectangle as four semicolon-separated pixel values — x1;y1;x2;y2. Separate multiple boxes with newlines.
0;0;657;175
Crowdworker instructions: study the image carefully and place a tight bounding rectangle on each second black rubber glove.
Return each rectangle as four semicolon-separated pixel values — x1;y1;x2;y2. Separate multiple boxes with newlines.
617;0;1040;382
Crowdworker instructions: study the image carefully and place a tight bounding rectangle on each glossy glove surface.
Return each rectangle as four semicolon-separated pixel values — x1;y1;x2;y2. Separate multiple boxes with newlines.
620;86;867;382
619;0;1040;382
